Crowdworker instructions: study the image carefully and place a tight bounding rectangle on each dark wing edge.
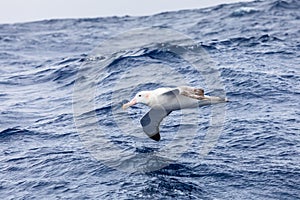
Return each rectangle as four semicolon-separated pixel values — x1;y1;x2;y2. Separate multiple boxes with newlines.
140;107;172;141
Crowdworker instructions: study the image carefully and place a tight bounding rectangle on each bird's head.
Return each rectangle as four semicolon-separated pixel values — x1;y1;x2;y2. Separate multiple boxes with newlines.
122;91;151;109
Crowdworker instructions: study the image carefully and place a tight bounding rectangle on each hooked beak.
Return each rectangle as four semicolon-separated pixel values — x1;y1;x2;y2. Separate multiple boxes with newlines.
122;98;137;110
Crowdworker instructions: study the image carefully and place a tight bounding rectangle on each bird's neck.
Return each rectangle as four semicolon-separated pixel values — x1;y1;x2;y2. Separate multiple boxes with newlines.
147;93;160;108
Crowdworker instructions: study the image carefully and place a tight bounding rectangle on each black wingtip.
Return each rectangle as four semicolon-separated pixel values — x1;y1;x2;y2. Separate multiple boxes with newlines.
149;133;161;141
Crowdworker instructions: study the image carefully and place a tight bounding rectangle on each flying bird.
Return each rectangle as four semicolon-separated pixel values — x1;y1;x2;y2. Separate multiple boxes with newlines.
122;86;227;141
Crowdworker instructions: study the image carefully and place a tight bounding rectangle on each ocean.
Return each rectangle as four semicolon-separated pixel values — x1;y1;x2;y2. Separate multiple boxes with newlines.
1;0;299;199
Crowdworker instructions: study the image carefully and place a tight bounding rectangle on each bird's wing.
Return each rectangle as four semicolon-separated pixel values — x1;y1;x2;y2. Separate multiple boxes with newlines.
140;107;172;141
161;88;180;97
161;87;205;100
178;86;206;100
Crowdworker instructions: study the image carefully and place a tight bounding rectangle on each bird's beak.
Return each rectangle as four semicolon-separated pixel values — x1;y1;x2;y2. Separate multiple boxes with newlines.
122;98;137;110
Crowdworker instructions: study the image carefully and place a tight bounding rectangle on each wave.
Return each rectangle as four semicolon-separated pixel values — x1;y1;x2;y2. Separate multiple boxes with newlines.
1;0;299;199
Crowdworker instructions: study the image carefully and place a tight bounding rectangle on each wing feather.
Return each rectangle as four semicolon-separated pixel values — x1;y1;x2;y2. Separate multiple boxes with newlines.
140;107;171;141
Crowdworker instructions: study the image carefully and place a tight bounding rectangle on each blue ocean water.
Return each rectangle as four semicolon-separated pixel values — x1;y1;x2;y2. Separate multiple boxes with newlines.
1;0;300;199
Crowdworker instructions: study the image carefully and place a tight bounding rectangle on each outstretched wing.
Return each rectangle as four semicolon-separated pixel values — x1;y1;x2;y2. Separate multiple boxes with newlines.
161;88;180;97
140;107;172;141
162;87;205;98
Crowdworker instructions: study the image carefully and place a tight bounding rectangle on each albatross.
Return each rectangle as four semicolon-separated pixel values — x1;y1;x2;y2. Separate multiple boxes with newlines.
122;86;227;141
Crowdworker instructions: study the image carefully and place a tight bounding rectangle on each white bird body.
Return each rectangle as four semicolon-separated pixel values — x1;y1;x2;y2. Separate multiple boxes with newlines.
123;86;227;141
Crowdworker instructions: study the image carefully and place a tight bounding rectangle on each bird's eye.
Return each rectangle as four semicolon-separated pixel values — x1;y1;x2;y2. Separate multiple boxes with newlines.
138;94;142;97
